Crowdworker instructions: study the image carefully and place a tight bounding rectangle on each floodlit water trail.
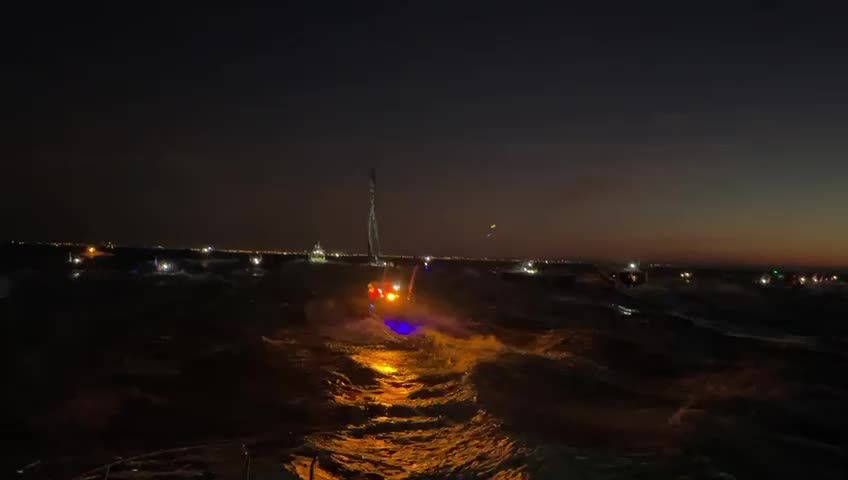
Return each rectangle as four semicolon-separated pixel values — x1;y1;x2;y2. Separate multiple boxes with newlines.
281;315;532;479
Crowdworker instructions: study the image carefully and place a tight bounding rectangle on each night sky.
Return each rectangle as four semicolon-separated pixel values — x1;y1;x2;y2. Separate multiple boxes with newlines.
9;2;848;266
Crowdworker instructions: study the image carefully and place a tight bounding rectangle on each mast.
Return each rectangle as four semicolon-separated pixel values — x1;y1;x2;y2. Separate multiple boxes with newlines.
367;168;381;263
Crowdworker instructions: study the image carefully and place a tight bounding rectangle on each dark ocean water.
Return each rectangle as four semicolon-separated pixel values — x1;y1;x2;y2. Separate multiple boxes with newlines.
2;246;847;479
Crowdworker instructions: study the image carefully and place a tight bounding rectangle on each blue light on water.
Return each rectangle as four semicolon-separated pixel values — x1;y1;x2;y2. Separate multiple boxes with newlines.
384;318;417;335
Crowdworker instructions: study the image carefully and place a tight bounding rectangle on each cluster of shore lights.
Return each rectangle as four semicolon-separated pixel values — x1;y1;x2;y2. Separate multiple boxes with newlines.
249;255;262;266
758;272;839;286
811;274;839;284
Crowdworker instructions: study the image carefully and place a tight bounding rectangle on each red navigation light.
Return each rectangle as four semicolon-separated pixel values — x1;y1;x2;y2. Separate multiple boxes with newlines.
368;281;405;304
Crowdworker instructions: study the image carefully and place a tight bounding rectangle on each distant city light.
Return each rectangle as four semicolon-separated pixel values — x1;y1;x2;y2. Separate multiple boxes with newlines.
759;275;771;285
158;261;172;273
629;262;637;270
201;246;213;254
87;246;96;254
249;255;262;266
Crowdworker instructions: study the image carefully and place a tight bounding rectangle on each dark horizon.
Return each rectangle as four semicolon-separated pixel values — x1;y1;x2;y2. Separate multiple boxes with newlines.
6;238;847;272
8;2;848;267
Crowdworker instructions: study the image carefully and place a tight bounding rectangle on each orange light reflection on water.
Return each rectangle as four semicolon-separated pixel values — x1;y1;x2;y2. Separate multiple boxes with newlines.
294;332;529;479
